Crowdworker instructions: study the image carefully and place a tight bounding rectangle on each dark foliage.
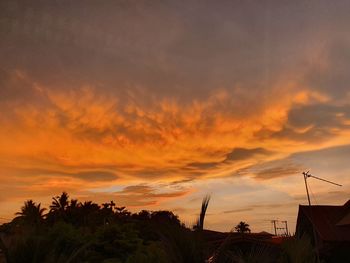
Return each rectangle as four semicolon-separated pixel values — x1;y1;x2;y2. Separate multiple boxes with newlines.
0;193;326;263
234;221;251;233
0;192;206;263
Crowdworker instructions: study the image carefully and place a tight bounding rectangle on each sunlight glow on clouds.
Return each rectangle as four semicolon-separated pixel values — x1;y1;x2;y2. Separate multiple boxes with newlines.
0;0;350;232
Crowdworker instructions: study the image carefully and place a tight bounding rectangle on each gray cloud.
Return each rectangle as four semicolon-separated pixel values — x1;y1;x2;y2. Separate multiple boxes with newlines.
224;147;271;162
248;144;350;181
73;171;117;181
119;184;187;199
3;0;348;105
2;0;350;142
223;208;253;214
257;103;350;142
169;178;195;185
10;168;118;182
82;184;189;207
305;39;350;100
253;165;302;180
185;161;219;170
182;147;272;173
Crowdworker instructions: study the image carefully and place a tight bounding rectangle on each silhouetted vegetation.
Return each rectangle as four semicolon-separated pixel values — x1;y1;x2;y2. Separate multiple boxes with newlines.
0;193;325;263
0;192;207;263
194;195;210;231
234;221;251;234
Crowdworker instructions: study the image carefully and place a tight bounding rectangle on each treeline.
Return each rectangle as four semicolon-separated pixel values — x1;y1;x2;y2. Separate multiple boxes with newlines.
0;193;320;263
0;192;205;263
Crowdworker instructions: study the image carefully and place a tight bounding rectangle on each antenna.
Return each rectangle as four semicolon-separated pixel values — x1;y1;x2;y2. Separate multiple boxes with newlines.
301;171;342;263
302;171;342;205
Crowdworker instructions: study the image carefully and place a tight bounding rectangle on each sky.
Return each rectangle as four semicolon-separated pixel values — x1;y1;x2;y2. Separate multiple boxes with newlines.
0;0;350;233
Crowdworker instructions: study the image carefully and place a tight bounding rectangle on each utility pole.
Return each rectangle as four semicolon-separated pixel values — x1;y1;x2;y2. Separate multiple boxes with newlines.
301;171;342;263
302;171;311;205
281;220;289;236
271;220;278;235
302;171;342;206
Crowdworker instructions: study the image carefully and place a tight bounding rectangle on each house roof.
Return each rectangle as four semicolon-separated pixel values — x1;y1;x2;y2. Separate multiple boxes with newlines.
297;200;350;242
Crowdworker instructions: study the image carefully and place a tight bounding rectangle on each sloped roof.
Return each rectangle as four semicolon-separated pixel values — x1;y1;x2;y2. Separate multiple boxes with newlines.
297;200;350;242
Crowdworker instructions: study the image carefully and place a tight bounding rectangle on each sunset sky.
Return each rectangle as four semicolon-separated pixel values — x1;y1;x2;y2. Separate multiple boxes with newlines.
1;0;350;233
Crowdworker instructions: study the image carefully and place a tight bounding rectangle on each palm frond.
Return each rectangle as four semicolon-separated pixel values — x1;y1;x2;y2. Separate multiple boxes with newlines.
195;195;210;231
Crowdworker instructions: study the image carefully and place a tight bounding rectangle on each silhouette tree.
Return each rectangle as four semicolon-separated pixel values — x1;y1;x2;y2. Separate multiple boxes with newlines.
47;191;71;223
136;210;151;220
50;191;69;213
65;198;81;225
6;192;210;263
109;200;116;210
101;201;116;225
69;199;79;209
79;201;100;226
151;211;181;226
115;206;131;219
15;200;46;225
234;221;251;233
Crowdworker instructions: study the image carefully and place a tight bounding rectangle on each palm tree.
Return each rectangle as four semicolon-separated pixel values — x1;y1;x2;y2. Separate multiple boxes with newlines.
50;191;69;213
194;195;210;231
69;199;79;209
65;198;81;225
15;200;46;225
48;192;70;223
101;201;115;225
80;201;100;226
234;221;251;233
